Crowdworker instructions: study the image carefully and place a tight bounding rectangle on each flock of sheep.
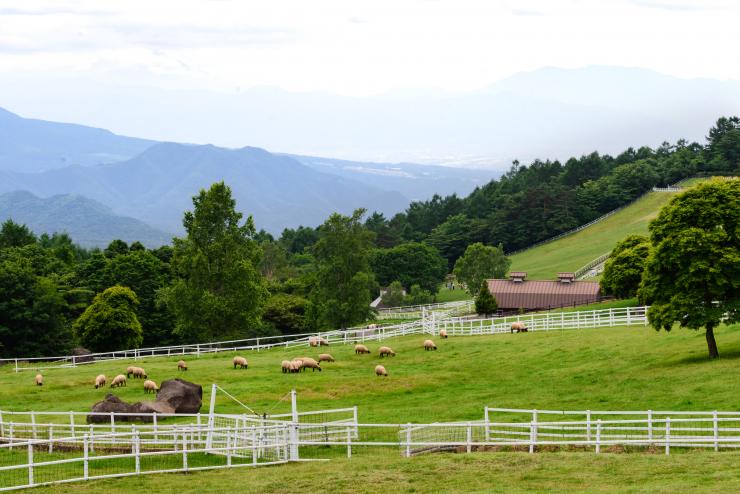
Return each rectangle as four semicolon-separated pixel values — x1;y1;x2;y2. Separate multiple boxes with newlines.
30;323;527;390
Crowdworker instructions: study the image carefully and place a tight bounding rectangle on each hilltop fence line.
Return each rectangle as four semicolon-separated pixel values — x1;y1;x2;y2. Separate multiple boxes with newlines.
3;401;740;491
0;307;649;373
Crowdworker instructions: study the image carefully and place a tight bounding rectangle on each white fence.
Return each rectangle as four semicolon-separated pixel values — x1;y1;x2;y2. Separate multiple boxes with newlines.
376;300;473;319
0;306;649;373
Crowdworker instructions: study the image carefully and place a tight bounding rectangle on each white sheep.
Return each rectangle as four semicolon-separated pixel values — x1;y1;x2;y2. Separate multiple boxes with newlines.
94;374;106;389
439;328;448;339
132;367;147;379
423;339;437;351
298;357;322;372
143;380;159;394
35;374;43;386
233;356;248;369
290;359;304;373
378;346;396;357
281;360;292;373
177;360;188;371
110;374;127;388
511;321;528;333
317;353;335;363
126;366;136;378
354;344;371;355
310;336;329;347
375;365;388;377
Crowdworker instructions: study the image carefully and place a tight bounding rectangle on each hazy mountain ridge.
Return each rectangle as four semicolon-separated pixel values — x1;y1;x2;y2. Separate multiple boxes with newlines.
0;190;172;247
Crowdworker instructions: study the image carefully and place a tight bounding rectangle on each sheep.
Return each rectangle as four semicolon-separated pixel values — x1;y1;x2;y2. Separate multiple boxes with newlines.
143;379;159;394
110;374;127;388
378;346;396;358
317;353;335;363
298;357;322;372
290;359;304;373
423;339;437;351
126;366;136;378
177;360;188;371
35;374;43;386
354;344;371;355
375;365;388;377
233;356;248;369
132;367;147;379
94;374;106;389
310;336;329;347
281;360;292;373
511;321;528;333
439;328;448;339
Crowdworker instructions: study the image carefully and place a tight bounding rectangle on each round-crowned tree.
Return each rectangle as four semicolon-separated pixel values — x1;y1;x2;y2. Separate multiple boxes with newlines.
638;179;739;359
601;235;650;299
73;285;143;352
475;281;498;317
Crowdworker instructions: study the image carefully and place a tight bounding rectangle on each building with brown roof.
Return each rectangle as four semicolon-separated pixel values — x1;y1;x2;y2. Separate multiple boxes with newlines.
487;272;601;311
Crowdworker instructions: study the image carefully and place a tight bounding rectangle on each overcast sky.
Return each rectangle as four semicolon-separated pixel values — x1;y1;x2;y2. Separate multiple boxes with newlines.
0;0;737;97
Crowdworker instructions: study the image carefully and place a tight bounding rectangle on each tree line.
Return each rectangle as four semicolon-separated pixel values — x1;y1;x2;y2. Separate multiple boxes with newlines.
0;117;737;358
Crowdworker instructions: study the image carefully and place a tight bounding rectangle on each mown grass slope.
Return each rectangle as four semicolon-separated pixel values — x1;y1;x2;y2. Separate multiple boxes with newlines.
508;190;681;279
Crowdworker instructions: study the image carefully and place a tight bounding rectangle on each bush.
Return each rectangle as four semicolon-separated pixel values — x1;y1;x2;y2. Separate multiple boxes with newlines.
73;286;143;352
474;281;498;316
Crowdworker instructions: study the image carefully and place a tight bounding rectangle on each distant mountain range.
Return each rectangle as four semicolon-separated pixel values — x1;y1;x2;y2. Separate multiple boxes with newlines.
0;191;171;248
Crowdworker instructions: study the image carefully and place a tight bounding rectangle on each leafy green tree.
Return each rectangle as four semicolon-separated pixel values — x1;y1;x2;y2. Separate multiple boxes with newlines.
259;241;293;282
73;285;143;352
0;219;36;249
474;281;498;316
262;293;309;335
425;214;485;267
279;226;320;254
39;232;87;266
104;239;129;258
102;250;174;346
406;284;433;305
601;235;650;298
309;209;377;329
161;182;268;342
370;242;447;294
0;259;71;357
381;281;405;307
638;179;739;359
706;116;740;172
453;242;511;294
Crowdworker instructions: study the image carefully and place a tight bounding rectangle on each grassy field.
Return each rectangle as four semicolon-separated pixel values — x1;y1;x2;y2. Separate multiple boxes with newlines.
3;321;740;492
508;191;681;279
435;285;472;302
25;451;740;494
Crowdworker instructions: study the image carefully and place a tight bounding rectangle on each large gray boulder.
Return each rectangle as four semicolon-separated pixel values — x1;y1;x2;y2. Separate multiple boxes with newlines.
87;378;202;423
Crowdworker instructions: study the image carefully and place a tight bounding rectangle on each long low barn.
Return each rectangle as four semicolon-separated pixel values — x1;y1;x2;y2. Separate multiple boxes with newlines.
487;272;601;311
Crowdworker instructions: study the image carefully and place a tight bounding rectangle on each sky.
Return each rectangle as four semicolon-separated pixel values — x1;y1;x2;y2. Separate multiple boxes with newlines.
0;0;738;98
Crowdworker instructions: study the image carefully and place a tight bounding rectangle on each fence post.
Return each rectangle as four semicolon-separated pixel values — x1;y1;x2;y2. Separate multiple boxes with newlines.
713;411;719;452
647;410;653;445
353;406;359;439
27;441;34;487
467;422;472;454
70;411;76;439
484;407;490;442
595;420;602;453
134;427;141;474
48;426;53;453
31;411;37;440
110;412;116;444
182;433;188;471
586;410;591;442
290;389;299;461
529;419;537;454
153;413;158;445
83;434;89;480
9;424;14;449
664;417;671;455
346;427;352;459
405;424;412;458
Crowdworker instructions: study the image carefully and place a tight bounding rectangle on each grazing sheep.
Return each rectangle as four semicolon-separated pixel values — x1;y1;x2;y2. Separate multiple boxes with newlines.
378;346;396;357
132;367;147;379
177;360;188;371
110;374;127;388
290;359;304;373
298;357;322;372
423;339;437;351
355;344;371;355
94;374;106;389
233;356;248;369
375;365;388;377
126;366;136;378
439;328;448;339
143;379;158;394
309;336;329;347
281;360;292;373
511;321;528;333
35;374;43;386
317;353;335;363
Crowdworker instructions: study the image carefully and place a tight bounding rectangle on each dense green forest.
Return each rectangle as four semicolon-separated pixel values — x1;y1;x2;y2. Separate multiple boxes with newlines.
0;117;737;358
